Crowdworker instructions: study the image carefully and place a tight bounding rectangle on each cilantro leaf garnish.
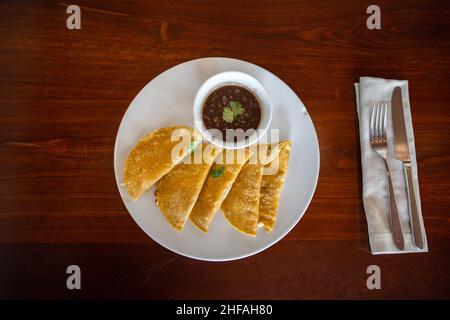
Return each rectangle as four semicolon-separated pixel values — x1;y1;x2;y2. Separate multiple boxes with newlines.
222;101;246;123
229;101;245;117
187;140;200;154
211;165;225;178
222;107;234;123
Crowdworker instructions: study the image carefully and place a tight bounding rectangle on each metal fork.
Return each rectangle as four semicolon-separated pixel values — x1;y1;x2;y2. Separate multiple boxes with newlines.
370;103;405;250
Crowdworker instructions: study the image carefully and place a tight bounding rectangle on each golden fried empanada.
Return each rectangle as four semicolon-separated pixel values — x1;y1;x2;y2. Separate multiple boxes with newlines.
124;126;201;200
156;143;221;231
190;149;252;233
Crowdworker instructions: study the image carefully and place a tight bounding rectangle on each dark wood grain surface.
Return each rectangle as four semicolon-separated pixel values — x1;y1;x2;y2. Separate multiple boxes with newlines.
1;0;449;299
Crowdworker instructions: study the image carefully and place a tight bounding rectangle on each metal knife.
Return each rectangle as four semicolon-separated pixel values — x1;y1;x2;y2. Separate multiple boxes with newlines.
391;86;424;249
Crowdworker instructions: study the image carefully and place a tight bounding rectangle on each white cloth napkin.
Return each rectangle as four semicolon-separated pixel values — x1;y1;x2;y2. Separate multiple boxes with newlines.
355;77;428;254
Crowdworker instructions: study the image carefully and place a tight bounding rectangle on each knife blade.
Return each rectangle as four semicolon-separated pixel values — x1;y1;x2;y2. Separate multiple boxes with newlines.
392;87;410;163
391;86;424;249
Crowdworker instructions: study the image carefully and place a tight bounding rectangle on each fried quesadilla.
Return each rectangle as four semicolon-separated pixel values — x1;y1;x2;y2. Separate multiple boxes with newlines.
155;143;222;231
189;149;252;233
259;141;292;232
124;126;202;200
221;144;281;236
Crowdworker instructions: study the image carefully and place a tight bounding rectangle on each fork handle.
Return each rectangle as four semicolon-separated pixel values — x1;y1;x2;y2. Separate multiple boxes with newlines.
404;164;425;249
384;160;405;250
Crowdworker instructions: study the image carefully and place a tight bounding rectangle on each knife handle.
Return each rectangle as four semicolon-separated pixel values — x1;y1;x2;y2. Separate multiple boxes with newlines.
404;164;425;249
384;161;405;250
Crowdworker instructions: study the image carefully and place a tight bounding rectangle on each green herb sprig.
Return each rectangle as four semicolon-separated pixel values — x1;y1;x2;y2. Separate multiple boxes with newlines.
211;165;225;178
222;101;245;123
187;141;200;154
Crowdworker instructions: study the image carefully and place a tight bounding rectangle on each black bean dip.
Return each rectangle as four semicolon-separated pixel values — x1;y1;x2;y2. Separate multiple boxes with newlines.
202;85;261;142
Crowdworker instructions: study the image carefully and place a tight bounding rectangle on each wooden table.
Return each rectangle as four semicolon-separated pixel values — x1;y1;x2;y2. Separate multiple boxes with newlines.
1;0;449;299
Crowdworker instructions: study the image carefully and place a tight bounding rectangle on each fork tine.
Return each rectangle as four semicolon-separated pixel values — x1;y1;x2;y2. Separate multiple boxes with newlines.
373;104;377;139
379;103;385;139
370;105;376;140
383;103;388;139
378;104;383;139
375;103;380;139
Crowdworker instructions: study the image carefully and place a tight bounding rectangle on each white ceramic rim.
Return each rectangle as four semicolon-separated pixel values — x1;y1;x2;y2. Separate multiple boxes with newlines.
193;71;272;149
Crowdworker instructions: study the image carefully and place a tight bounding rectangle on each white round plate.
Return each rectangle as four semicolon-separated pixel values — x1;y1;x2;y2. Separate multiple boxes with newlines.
114;57;320;261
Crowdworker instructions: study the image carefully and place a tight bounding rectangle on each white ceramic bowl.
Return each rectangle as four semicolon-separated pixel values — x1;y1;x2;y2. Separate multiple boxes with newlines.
193;71;272;149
